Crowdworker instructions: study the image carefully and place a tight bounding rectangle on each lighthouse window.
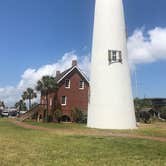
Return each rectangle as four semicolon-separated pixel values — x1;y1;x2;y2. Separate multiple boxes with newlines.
108;50;122;64
112;55;117;61
112;51;117;56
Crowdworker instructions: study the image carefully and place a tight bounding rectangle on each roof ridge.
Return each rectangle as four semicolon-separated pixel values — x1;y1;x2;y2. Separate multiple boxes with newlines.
55;66;89;84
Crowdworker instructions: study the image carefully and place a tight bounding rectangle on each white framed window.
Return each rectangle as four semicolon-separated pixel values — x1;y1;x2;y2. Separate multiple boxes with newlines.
108;50;122;64
65;79;70;88
61;96;67;106
79;80;85;89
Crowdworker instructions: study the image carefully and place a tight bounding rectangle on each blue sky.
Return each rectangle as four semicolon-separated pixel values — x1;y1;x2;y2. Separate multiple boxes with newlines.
0;0;166;105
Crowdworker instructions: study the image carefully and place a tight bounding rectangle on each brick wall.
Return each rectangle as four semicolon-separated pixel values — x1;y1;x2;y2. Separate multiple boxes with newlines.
41;68;89;121
57;69;89;118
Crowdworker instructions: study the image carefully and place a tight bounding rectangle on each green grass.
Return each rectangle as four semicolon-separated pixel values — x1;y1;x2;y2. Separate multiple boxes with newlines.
108;125;166;138
0;118;166;166
129;126;166;137
26;120;87;129
26;120;166;138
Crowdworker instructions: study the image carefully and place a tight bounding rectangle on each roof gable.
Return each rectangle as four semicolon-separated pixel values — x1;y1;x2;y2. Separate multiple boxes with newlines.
56;66;89;84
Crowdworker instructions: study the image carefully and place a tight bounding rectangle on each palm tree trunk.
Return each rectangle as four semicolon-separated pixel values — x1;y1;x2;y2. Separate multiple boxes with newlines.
46;92;49;122
29;99;31;110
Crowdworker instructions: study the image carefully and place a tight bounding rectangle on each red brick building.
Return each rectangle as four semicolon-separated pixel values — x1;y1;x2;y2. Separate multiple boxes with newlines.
40;60;89;122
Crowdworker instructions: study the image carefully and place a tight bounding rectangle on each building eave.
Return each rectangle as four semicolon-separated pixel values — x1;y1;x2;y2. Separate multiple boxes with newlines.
57;66;89;84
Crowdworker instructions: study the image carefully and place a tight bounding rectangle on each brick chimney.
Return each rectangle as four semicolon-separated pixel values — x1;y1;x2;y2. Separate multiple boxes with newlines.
72;60;77;67
56;70;61;77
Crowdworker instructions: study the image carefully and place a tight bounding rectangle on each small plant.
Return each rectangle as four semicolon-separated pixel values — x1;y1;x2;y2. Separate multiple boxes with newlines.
71;108;85;123
82;112;87;123
140;111;151;124
54;109;62;123
47;115;53;122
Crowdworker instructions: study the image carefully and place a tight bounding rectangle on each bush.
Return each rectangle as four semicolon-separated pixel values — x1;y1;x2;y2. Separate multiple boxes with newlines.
71;108;86;123
135;111;140;122
160;112;166;120
140;111;151;123
82;112;87;123
54;109;62;123
47;115;53;122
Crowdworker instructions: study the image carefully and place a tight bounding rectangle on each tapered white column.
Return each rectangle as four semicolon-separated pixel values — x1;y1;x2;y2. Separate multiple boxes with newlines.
87;0;136;129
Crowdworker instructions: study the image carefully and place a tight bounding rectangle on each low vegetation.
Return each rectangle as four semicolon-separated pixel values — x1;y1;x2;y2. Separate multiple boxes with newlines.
71;108;87;123
26;120;166;138
135;98;166;123
0;119;165;166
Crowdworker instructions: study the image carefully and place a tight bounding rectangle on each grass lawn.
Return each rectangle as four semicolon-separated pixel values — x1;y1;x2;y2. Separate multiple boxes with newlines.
0;118;166;166
26;120;166;138
26;120;87;129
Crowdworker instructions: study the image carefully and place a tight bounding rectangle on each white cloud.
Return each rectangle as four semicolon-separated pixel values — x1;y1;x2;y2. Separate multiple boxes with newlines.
128;27;166;69
0;51;90;106
1;27;166;106
17;51;78;91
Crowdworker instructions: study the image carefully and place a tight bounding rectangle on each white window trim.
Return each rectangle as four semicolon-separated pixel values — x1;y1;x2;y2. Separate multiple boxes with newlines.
65;79;71;89
61;96;67;106
79;80;85;90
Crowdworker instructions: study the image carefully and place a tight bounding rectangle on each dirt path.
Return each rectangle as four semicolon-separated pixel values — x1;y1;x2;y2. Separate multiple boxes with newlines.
9;119;166;142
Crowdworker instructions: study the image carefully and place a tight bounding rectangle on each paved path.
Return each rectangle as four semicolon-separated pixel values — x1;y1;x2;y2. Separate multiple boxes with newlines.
9;119;166;142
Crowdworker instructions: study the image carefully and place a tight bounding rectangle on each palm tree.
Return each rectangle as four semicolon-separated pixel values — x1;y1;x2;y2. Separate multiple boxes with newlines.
0;101;5;108
36;76;58;122
15;100;27;112
31;102;39;108
22;88;37;110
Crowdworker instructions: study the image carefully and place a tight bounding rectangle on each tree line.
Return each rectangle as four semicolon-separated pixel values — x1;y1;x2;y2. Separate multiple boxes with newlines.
2;76;166;123
14;76;58;121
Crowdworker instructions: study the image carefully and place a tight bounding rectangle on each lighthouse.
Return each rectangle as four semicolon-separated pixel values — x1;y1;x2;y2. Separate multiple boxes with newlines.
87;0;136;129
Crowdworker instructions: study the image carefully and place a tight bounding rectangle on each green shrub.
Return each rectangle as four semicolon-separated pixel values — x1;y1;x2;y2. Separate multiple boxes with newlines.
71;108;86;123
160;112;166;120
54;109;62;123
82;112;87;123
140;111;151;123
47;115;53;122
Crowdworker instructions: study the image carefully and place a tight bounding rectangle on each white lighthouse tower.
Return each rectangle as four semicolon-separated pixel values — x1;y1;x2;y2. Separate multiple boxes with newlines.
87;0;136;129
